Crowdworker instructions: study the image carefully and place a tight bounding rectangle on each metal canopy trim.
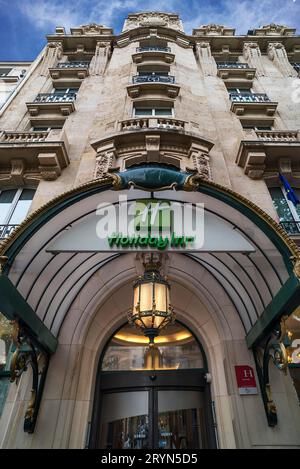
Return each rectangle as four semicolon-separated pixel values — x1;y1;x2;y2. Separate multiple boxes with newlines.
0;275;57;354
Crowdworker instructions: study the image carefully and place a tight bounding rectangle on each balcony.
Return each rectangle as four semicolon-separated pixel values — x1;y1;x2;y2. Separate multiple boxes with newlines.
132;47;174;64
26;92;76;118
217;62;256;88
0;224;19;240
236;130;300;179
133;75;175;84
119;117;186;132
230;92;278;125
127;75;180;99
280;221;300;236
0;129;70;181
49;62;90;86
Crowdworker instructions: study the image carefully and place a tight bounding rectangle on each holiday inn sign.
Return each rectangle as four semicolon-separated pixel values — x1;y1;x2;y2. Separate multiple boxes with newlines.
47;196;255;253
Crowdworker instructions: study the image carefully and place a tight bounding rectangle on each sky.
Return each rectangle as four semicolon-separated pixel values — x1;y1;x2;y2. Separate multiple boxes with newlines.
0;0;300;61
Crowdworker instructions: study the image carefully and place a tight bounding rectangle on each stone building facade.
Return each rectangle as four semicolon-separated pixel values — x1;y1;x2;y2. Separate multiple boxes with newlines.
0;12;300;449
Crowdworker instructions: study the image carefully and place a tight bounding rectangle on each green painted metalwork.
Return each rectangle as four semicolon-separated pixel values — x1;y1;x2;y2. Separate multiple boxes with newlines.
246;275;300;348
0;275;57;354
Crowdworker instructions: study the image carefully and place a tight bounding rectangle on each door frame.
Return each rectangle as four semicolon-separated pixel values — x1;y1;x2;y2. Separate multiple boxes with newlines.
89;369;217;449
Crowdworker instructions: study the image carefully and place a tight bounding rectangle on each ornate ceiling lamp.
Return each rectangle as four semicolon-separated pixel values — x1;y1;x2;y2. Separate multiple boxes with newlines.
128;254;175;344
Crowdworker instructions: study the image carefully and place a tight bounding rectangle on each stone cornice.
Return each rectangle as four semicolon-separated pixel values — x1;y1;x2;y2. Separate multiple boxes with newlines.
46;27;300;55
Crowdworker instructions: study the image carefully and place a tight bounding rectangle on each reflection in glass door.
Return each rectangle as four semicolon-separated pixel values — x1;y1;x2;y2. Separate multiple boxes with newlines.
100;391;150;449
157;390;207;449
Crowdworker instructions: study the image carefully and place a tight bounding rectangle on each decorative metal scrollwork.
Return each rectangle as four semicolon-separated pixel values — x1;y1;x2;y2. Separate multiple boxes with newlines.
9;323;49;433
253;315;292;427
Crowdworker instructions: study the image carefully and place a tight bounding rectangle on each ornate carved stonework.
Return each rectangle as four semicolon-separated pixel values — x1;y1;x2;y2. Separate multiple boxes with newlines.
90;41;111;75
195;42;217;77
70;23;113;36
193;24;235;36
243;42;265;77
267;42;297;77
253;24;296;37
92;131;213;179
94;146;115;179
40;42;63;76
192;153;212;180
123;13;183;32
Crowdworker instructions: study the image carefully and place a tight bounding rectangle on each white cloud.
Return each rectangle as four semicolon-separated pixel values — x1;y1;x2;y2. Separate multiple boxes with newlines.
16;0;300;34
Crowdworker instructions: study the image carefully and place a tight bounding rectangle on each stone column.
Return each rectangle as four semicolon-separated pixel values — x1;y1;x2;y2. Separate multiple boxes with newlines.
267;42;297;77
40;42;63;76
195;42;217;77
243;42;265;77
90;42;111;76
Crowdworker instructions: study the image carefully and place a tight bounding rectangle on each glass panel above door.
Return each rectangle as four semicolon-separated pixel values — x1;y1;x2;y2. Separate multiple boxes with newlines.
101;322;204;371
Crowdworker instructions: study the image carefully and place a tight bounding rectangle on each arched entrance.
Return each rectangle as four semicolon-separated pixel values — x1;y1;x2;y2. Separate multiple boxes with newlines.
90;321;217;449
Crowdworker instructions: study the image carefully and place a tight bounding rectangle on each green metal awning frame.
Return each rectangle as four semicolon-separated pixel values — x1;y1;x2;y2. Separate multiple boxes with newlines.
0;275;57;354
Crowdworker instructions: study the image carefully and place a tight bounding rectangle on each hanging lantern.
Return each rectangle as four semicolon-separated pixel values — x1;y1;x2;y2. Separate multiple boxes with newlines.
128;258;175;343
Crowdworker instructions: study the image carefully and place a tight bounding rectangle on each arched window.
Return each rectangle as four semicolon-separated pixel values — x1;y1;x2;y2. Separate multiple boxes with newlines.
101;322;205;371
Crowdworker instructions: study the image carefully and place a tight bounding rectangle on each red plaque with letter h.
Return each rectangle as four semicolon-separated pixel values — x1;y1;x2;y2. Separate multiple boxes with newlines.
235;365;258;395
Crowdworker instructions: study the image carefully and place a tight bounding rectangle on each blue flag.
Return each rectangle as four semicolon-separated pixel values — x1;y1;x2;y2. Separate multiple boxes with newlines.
279;173;300;206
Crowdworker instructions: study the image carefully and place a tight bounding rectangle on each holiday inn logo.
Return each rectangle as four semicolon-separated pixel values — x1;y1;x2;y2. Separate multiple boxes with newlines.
95;196;204;251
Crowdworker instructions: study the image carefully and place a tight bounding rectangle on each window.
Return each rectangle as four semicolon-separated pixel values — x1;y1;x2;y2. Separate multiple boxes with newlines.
228;87;252;94
138;71;169;76
31;126;63;132
134;107;173;117
243;125;273;131
269;186;300;234
53;87;78;94
0;188;35;239
0;68;12;77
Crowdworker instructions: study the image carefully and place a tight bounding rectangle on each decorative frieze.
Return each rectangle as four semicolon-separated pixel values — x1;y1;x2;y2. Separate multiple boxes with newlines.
195;42;217;76
70;23;113;36
243;42;265;77
252;23;296;37
193;24;235;36
40;42;63;76
267;42;297;77
123;13;184;32
92;130;214;177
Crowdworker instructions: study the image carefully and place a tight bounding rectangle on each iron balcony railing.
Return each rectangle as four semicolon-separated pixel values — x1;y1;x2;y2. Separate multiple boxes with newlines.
34;92;77;103
56;61;90;69
0;224;19;239
229;92;271;103
280;221;300;235
292;63;300;73
132;74;175;84
217;62;250;69
136;46;171;53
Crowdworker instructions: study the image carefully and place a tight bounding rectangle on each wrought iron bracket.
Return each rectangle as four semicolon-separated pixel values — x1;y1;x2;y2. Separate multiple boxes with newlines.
10;322;49;433
253;315;292;427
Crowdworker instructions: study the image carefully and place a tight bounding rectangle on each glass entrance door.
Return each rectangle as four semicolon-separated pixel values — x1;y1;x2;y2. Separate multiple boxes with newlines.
98;386;209;449
91;322;216;449
99;391;150;449
157;390;207;449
